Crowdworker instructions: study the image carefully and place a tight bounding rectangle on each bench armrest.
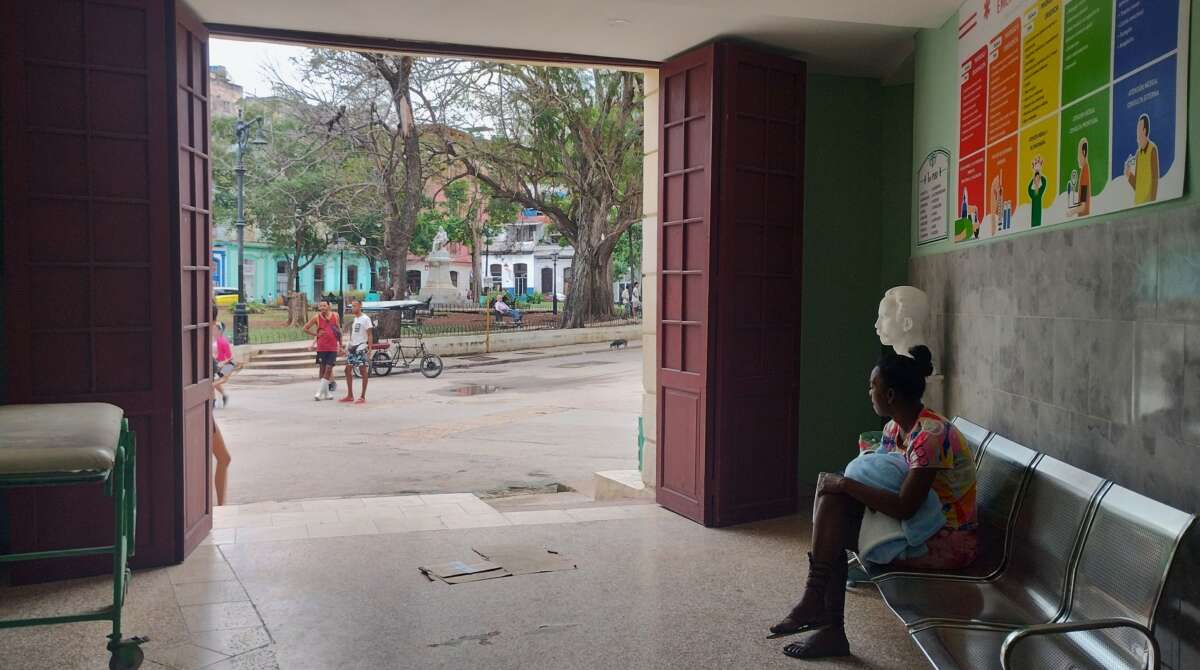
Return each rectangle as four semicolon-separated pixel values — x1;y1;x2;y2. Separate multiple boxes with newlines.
1001;618;1159;670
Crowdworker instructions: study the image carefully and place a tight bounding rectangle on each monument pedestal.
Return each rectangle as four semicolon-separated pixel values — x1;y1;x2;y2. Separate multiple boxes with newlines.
421;251;461;304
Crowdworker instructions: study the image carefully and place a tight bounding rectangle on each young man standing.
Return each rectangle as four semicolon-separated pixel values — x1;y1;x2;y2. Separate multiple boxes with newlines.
302;300;341;400
341;299;374;404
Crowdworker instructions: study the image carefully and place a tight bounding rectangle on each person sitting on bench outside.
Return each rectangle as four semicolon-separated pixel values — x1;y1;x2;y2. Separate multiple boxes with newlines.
494;295;522;324
769;345;977;660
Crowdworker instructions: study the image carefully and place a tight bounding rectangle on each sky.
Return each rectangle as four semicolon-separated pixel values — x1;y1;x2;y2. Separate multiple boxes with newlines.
210;38;309;97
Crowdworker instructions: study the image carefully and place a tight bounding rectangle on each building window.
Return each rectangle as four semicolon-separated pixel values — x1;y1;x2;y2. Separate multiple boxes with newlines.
406;270;422;295
513;263;528;296
450;270;458;287
314;264;325;297
489;264;502;288
563;266;573;296
276;260;289;295
347;265;357;289
243;259;256;299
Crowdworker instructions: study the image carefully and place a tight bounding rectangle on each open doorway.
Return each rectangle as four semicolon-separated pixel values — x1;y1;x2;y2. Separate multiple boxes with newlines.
206;35;649;513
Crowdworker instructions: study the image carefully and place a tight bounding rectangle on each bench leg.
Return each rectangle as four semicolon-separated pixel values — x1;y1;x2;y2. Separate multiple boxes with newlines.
107;421;146;669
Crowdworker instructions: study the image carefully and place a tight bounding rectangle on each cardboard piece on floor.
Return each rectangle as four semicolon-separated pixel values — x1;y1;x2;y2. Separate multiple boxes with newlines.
419;558;511;585
472;545;577;576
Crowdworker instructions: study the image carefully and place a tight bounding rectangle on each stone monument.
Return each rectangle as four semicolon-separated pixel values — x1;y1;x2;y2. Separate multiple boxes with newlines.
421;227;462;304
876;286;943;413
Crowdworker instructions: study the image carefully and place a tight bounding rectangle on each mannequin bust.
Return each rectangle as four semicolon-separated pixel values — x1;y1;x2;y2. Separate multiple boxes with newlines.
875;286;930;359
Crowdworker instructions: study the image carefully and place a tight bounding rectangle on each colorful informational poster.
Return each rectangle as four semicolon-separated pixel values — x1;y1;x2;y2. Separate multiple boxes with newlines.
954;0;1189;242
918;149;952;245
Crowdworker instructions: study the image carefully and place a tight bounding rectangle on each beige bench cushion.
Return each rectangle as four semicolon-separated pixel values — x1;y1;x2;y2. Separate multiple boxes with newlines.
0;403;122;476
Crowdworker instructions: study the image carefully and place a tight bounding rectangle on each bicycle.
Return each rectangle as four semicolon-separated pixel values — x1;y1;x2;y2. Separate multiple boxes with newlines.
352;324;443;379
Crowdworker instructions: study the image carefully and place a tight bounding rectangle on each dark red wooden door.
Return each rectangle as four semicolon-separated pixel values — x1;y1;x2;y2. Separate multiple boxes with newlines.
711;46;805;525
657;42;804;526
656;45;715;523
1;0;177;574
172;1;214;555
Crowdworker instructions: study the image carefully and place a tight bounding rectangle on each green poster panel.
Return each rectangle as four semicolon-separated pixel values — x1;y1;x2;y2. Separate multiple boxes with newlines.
1058;88;1110;212
1062;0;1113;106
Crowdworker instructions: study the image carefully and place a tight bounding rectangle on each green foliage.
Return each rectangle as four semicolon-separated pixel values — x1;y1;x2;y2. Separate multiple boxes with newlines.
610;221;643;281
529;291;544;304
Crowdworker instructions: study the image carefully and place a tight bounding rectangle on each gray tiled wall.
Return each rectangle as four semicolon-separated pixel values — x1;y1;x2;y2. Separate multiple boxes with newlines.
910;203;1200;670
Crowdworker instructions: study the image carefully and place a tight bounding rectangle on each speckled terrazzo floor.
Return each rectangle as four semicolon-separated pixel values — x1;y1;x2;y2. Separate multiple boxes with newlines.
0;505;928;669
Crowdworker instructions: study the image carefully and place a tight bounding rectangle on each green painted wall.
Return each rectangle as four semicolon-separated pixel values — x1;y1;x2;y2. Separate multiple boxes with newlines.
911;7;1199;257
881;83;915;290
799;75;915;483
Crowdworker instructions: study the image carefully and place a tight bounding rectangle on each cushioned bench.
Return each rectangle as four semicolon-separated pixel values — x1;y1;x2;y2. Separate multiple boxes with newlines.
0;403;146;668
856;418;1195;670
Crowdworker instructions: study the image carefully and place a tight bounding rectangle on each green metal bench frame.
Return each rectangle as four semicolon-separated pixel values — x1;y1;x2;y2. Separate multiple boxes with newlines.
0;418;145;669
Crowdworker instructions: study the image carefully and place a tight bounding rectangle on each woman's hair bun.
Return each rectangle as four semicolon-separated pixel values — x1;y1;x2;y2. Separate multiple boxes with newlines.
909;345;934;378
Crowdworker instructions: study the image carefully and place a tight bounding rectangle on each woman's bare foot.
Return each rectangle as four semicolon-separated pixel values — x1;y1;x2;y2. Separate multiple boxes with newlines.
339;396;354;403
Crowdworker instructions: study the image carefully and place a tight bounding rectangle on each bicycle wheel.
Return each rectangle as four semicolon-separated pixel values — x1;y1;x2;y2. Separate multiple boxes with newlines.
371;351;393;377
351;364;362;379
420;354;444;378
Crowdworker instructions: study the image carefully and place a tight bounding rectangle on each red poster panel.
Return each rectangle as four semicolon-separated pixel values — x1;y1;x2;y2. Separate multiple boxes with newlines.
984;135;1019;237
960;46;989;159
957;152;987;241
986;18;1022;145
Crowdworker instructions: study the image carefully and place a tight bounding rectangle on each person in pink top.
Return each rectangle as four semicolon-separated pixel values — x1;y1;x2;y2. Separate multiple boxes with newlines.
211;306;236;406
302;300;343;401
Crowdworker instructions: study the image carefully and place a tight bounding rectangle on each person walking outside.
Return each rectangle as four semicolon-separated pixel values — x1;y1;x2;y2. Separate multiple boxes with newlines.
211;306;237;406
341;299;374;404
631;281;642;318
303;300;342;401
210;306;232;505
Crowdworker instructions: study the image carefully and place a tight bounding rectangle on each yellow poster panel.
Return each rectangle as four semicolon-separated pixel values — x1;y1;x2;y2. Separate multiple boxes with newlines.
1019;114;1059;229
1020;0;1062;126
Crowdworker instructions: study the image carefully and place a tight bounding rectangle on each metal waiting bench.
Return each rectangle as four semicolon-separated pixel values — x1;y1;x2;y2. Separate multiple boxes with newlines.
851;417;1195;670
0;403;145;669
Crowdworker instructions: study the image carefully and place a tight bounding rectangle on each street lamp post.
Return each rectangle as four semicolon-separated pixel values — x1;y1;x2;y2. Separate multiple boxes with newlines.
232;109;267;345
336;234;347;324
551;250;559;315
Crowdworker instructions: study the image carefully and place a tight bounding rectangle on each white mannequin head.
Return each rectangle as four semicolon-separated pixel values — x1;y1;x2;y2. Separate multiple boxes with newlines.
875;286;930;359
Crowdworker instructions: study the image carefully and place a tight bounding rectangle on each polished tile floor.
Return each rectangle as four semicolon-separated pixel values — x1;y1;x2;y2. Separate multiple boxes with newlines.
0;499;928;669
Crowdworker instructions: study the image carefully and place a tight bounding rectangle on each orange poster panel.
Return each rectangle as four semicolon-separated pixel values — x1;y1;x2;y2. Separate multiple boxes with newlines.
984;135;1019;237
986;18;1022;145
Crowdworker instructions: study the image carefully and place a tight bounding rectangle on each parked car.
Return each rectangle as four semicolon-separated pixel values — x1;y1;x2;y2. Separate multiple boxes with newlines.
213;287;239;307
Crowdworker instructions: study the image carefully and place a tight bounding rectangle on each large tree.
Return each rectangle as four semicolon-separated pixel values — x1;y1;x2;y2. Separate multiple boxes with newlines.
270;51;443;298
427;66;644;327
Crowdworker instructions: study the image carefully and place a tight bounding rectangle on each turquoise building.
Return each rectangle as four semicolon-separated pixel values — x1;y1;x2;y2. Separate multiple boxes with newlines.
212;238;375;303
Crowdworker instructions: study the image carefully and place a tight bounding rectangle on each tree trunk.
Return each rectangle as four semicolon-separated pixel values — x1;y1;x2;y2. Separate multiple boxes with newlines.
286;291;308;327
561;238;616;328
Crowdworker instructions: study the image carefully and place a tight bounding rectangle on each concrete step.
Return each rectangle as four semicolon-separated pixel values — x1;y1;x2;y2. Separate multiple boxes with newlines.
593;470;653;502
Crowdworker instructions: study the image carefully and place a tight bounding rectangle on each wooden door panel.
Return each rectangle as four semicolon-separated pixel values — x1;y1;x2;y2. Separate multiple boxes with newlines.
656;45;715;523
656;42;804;527
172;0;213;556
1;0;177;578
712;45;805;525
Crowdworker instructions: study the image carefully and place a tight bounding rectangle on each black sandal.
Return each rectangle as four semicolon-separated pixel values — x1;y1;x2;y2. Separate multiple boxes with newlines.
768;553;840;637
782;626;850;659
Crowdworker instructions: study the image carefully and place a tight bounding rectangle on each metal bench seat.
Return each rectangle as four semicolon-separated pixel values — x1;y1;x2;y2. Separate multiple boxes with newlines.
878;454;1104;626
860;433;1037;582
0;403;122;478
906;482;1194;669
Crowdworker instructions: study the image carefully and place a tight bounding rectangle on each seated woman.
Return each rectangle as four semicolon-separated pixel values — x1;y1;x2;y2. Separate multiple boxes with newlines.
771;345;977;659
